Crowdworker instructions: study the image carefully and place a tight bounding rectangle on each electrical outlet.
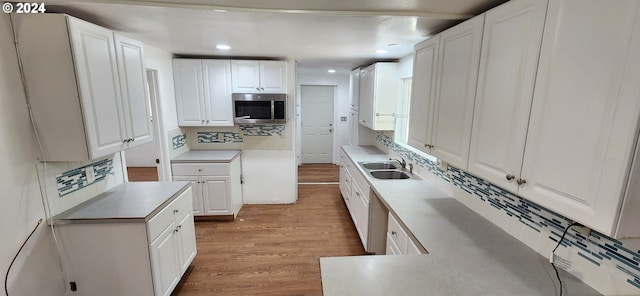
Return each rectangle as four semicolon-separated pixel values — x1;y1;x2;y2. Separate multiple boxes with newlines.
438;160;448;171
573;224;591;237
85;167;96;184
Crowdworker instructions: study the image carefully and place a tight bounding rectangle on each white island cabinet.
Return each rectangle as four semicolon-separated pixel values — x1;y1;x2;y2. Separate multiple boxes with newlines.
15;14;152;161
53;182;196;296
171;150;243;218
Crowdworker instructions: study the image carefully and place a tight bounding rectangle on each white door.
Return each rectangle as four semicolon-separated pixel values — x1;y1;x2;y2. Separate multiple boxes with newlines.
407;36;440;154
114;33;153;146
231;60;261;93
67;17;126;159
431;14;485;169
176;211;197;273
301;85;335;163
467;0;547;192
202;176;231;215
519;0;640;234
172;176;204;216
173;59;206;126
202;60;234;126
259;61;287;93
149;222;181;296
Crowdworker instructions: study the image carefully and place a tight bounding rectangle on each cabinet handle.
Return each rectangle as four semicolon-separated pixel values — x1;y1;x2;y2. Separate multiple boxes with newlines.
516;178;527;185
256;87;260;91
198;169;202;172
174;228;179;233
355;192;360;196
391;231;397;236
173;209;179;214
506;174;515;181
130;138;135;142
261;87;265;91
201;120;205;123
206;120;210;123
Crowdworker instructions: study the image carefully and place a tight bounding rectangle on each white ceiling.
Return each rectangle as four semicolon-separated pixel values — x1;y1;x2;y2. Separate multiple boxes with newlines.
45;0;507;70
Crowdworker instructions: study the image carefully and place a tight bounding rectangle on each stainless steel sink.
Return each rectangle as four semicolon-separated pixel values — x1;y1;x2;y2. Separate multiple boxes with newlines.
361;162;400;170
369;170;411;180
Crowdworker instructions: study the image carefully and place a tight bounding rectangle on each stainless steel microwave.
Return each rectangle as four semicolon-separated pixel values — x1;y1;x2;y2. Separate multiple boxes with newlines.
233;93;287;124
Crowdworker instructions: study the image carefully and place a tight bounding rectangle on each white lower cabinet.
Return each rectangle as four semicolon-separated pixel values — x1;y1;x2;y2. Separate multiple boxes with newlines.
172;156;243;218
386;213;425;255
55;187;196;296
338;149;372;251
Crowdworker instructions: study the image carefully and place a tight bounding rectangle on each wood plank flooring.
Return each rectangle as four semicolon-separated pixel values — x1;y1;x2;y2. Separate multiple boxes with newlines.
127;167;158;182
297;164;339;183
173;165;364;296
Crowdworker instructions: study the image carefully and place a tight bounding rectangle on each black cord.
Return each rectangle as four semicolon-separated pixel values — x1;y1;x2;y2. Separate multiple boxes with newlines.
551;221;581;296
5;219;43;296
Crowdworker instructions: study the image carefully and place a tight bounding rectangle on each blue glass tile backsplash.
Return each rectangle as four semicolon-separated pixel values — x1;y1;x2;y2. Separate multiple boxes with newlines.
56;157;113;197
376;134;640;292
172;134;187;149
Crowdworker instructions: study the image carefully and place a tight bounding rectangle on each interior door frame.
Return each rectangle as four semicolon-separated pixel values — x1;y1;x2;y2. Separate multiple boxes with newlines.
297;84;337;165
147;68;171;181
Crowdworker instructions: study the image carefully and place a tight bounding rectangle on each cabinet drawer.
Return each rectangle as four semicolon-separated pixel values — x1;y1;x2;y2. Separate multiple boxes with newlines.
171;163;230;176
386;232;401;255
147;187;193;241
387;213;408;252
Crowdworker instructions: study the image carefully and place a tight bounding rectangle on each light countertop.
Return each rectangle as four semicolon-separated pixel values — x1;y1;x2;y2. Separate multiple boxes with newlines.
320;145;600;296
171;150;241;163
53;181;190;224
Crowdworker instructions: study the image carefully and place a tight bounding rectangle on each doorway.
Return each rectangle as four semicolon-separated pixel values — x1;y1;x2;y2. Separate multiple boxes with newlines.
301;85;335;163
124;69;164;181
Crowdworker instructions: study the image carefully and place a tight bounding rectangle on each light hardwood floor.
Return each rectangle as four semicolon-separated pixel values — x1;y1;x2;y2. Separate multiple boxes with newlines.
173;164;364;296
127;167;158;182
297;164;339;183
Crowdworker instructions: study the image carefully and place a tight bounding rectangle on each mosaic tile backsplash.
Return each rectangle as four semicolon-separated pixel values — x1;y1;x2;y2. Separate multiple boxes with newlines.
56;158;113;197
172;134;187;149
376;134;640;292
196;125;286;144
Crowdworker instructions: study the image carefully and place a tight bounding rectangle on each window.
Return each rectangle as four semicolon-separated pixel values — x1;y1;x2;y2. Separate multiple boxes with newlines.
395;78;412;144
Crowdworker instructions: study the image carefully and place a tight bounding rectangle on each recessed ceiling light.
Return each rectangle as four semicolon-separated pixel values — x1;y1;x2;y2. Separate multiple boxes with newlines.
328;69;336;73
216;44;231;50
376;49;389;54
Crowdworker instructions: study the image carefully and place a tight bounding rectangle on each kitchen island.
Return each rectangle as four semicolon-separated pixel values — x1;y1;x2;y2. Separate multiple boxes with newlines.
321;145;599;295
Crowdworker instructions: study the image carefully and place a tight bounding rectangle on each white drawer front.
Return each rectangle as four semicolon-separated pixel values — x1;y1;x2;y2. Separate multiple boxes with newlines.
147;187;193;241
171;163;230;176
387;213;408;253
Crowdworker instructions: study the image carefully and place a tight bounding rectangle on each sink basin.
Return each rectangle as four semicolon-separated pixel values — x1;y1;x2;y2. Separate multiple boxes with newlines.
370;170;411;180
361;162;400;170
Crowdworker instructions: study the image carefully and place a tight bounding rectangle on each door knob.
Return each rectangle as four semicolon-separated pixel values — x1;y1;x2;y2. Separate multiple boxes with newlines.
506;174;515;181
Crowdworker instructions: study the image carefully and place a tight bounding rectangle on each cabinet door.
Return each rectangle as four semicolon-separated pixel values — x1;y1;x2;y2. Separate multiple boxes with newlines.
259;61;287;93
352;183;369;248
358;66;374;128
202;60;234;126
385;233;401;255
431;15;484;169
67;17;126;159
202;176;232;215
149;222;181;296
172;176;204;216
408;36;440;154
114;33;153;147
174;59;206;126
519;0;640;234
467;0;547;192
176;211;197;273
349;68;361;110
406;239;423;255
348;111;359;146
231;60;261;93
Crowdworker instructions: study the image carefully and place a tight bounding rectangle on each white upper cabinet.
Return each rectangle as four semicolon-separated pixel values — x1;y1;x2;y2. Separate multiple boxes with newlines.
358;62;399;131
518;0;640;237
173;59;234;127
430;14;485;169
114;33;153;146
467;0;547;192
407;36;440;154
231;60;287;93
349;68;361;111
16;14;151;161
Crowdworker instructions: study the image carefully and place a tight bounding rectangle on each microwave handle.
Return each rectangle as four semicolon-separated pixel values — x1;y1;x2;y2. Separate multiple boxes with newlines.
236;116;251;120
271;100;275;120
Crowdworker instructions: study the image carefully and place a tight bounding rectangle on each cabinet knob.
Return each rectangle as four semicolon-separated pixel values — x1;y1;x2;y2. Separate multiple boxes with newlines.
261;87;265;91
198;169;202;172
256;87;260;91
391;231;397;236
173;209;179;214
506;174;515;181
206;120;210;123
201;120;205;123
516;178;527;185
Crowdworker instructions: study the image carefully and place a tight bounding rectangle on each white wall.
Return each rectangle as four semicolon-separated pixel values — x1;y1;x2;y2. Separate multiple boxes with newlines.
0;14;64;296
296;68;351;164
124;141;157;167
397;54;414;79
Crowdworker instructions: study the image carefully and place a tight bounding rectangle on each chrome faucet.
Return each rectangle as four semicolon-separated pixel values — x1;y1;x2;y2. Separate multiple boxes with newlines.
390;157;406;169
408;163;414;175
